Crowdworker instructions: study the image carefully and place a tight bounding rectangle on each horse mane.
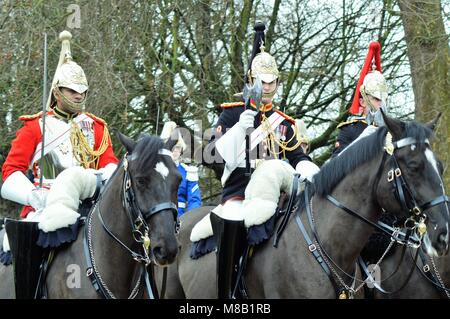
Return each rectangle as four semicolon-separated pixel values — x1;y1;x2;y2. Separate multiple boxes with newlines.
314;121;433;197
133;134;165;173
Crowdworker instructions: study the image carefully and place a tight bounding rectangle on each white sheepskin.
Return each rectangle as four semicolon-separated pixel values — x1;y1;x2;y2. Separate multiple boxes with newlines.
190;214;214;242
38;166;97;232
190;205;222;242
242;159;296;227
190;159;297;241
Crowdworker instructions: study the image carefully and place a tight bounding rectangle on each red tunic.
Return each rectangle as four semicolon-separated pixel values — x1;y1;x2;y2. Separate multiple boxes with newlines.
1;111;119;218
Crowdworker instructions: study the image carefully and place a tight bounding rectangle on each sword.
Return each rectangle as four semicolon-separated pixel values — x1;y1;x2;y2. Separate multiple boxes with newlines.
39;33;48;189
242;75;262;177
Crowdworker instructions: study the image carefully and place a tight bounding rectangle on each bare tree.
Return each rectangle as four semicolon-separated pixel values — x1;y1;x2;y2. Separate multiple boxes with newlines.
398;0;450;189
0;0;426;216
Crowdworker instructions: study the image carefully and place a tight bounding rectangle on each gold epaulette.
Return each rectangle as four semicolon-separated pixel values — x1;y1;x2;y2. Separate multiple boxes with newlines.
220;101;245;109
85;112;107;125
274;110;295;125
337;119;367;129
19;111;43;121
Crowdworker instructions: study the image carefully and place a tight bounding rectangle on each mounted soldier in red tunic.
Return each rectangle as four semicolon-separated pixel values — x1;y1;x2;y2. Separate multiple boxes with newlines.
1;31;118;298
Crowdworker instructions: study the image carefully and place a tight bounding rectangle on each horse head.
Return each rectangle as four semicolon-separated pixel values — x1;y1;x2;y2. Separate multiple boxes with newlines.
375;112;449;257
117;131;181;266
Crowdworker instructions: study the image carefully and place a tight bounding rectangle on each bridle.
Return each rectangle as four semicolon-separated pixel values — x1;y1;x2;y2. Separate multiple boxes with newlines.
327;133;449;246
295;131;449;298
83;150;179;299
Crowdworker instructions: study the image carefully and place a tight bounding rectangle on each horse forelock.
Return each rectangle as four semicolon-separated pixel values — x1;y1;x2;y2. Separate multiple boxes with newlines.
132;135;166;174
404;120;433;144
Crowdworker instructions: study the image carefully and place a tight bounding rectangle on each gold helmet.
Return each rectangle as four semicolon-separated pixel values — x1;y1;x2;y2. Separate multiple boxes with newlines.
49;31;88;113
248;45;280;99
249;46;280;84
360;69;388;103
53;60;88;94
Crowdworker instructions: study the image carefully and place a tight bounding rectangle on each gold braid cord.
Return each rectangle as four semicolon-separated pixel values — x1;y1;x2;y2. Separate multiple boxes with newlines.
261;113;302;158
70;120;109;169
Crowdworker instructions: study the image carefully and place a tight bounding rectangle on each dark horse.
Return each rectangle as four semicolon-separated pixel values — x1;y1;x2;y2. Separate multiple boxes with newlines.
0;132;181;298
159;113;449;298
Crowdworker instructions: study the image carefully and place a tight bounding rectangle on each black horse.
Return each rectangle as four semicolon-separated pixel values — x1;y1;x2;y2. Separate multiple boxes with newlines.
0;132;181;298
159;113;449;298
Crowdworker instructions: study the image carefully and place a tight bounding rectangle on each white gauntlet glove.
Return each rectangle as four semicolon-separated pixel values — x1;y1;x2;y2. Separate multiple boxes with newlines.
238;109;257;131
295;160;320;182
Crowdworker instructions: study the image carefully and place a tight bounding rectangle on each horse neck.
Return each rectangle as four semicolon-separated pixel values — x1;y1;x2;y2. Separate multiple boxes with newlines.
312;157;382;275
89;168;140;298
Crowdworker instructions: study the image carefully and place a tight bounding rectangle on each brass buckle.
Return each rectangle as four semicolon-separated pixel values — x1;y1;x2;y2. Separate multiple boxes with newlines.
412;206;421;215
387;170;394;182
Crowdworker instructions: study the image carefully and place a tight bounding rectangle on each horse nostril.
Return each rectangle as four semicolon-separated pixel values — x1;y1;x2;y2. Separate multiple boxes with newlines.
153;246;167;260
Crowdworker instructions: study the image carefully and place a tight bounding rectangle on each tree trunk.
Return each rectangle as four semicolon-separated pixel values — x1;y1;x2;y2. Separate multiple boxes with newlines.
398;0;450;189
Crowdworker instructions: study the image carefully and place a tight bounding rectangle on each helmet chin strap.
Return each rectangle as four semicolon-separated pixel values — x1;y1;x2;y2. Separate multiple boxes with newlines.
53;86;86;114
361;89;390;127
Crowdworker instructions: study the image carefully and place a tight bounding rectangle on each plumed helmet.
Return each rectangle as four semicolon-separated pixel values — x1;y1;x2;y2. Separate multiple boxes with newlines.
47;31;89;111
246;22;279;84
349;41;389;115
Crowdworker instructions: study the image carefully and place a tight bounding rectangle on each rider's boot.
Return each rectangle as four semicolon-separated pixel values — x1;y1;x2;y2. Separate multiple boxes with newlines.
210;212;247;299
4;219;45;299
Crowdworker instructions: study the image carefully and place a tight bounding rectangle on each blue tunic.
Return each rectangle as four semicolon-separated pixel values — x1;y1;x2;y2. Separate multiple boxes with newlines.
177;163;202;216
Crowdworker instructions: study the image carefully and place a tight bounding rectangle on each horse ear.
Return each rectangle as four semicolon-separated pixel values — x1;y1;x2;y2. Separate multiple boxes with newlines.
381;109;404;140
426;112;441;131
115;130;137;154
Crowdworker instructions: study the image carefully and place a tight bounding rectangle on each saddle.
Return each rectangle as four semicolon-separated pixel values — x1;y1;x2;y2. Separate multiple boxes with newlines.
3;193;100;299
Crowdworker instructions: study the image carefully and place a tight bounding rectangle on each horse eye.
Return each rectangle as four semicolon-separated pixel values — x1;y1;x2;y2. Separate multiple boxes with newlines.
135;177;148;186
406;161;421;171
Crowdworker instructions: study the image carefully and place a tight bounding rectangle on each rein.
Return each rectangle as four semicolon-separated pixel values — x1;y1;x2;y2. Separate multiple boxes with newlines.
294;133;449;298
83;153;178;299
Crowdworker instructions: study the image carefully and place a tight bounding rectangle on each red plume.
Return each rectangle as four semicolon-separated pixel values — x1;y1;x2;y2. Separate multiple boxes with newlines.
349;41;382;115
